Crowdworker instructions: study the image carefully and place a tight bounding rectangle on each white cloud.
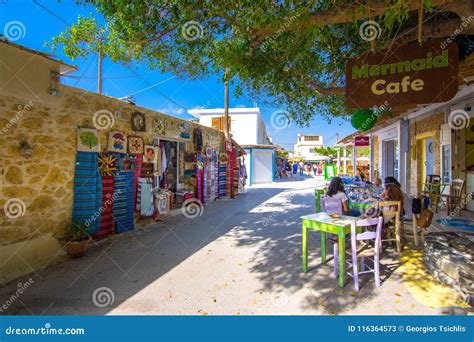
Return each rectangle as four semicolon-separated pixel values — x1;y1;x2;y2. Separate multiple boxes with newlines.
154;105;186;117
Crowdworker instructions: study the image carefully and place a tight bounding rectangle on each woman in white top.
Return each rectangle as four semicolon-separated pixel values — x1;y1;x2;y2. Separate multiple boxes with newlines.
326;177;350;215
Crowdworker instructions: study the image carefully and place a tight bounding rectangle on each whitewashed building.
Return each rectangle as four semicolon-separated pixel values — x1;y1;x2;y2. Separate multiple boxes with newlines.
293;134;327;161
188;107;276;185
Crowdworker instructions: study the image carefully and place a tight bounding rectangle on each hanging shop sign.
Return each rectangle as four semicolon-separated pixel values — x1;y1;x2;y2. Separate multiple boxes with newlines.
345;39;458;109
354;136;370;147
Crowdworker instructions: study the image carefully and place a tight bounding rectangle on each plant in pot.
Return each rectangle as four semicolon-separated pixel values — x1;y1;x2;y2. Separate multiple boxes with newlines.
64;221;92;258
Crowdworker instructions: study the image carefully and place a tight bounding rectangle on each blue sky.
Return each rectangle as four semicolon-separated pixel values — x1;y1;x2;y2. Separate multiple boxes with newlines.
1;0;355;150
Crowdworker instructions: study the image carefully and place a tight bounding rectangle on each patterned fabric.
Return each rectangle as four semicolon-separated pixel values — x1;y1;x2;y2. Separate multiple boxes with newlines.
92;176;115;239
133;157;142;209
128;136;144;155
98;152;117;176
139;178;154;217
196;164;203;203
113;172;134;233
72;152;102;233
218;163;227;198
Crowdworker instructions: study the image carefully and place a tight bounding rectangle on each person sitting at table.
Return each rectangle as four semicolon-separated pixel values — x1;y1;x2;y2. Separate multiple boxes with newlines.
384;176;401;188
326;177;360;217
381;183;404;216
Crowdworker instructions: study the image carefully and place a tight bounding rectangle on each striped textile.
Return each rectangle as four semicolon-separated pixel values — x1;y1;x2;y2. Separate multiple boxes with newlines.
72;152;102;233
196;165;203;203
114;172;134;233
92;175;115;239
218;164;227;198
132;156;142;210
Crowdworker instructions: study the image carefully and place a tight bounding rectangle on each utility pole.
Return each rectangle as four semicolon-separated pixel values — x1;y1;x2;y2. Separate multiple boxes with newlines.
224;68;229;139
98;50;103;95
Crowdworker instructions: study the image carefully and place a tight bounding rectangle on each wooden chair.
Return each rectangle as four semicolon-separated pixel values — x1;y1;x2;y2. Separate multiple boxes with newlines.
446;178;465;216
347;217;384;291
320;196;344;276
376;200;403;254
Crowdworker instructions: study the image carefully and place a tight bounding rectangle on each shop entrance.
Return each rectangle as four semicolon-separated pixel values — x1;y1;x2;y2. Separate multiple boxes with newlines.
382;139;398;179
159;139;186;192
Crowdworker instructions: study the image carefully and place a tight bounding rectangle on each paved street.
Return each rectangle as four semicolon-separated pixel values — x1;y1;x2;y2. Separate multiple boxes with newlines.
0;176;468;315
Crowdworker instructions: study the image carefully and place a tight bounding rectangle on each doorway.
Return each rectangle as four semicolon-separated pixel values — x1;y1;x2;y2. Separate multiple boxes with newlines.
382;139;398;179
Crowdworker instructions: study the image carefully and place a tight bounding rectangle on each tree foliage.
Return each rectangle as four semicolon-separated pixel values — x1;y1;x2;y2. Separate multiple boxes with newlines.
49;0;469;125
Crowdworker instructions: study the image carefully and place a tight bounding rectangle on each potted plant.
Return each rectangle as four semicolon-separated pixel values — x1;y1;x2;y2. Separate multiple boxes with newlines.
64;221;92;258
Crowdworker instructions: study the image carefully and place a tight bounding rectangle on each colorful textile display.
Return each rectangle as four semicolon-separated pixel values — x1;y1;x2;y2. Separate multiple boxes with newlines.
92;175;115;239
72;152;102;233
137;178;154;217
108;131;127;153
98;152;117;176
196;163;203;203
128;136;144;155
113;172;134;233
77;128;100;152
110;152;126;172
218;163;227;198
132;157;142;208
194;127;203;153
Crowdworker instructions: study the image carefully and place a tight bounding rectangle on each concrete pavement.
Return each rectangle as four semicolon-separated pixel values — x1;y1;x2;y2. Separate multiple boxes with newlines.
0;176;469;315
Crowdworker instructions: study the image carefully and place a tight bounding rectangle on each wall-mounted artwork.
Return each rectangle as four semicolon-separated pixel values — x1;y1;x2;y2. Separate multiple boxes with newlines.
179;123;191;140
128;136;144;155
152;115;167;135
143;145;157;163
131;111;147;132
98;152;117;176
77;128;100;152
108;131;127;153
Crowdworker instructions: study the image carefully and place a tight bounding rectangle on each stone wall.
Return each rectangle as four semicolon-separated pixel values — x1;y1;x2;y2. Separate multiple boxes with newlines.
409;111;445;195
0;84;224;282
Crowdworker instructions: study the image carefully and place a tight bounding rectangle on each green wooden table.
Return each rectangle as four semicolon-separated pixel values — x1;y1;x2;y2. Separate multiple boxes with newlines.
301;212;359;288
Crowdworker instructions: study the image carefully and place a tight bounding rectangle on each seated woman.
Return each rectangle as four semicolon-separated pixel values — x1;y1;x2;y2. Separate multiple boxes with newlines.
381;183;404;217
326;177;360;217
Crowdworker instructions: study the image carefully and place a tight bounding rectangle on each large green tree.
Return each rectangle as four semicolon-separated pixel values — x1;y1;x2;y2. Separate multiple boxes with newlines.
49;0;474;125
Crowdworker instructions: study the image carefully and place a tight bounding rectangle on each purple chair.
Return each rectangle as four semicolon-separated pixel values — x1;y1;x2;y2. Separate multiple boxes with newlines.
320;196;343;276
347;216;384;291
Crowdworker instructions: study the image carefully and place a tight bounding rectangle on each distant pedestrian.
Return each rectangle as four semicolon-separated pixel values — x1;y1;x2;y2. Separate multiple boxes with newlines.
299;161;304;175
313;163;317;176
284;162;291;178
292;162;298;181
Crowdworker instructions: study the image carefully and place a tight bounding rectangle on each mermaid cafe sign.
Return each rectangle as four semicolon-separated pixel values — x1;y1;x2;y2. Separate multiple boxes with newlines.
346;39;458;109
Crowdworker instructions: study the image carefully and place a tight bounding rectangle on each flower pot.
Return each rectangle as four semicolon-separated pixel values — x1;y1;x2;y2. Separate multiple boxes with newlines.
65;236;92;258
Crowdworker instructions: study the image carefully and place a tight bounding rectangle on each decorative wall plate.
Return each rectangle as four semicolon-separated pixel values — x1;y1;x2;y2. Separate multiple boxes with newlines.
98;152;117;176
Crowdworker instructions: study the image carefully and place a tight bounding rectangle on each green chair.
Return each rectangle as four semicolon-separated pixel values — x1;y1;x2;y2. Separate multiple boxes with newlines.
315;188;325;213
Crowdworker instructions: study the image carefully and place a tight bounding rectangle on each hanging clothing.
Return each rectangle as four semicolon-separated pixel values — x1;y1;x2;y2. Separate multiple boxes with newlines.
72;151;102;233
114;172;134;233
194;128;203;153
161;147;167;178
137;178;154;217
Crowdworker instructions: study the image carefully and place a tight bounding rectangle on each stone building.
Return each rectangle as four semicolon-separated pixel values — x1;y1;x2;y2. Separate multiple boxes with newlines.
0;40;226;283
